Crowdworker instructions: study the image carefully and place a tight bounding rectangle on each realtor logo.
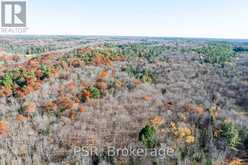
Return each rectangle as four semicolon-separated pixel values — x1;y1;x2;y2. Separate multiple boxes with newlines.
1;1;26;27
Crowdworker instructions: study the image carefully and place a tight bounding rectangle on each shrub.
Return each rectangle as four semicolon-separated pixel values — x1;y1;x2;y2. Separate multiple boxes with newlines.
15;76;27;88
14;69;29;88
89;87;101;98
0;72;14;89
220;121;240;149
6;68;36;89
139;125;157;148
40;64;51;80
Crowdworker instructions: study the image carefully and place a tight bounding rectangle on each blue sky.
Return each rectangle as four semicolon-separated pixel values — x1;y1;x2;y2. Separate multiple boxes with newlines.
25;0;248;38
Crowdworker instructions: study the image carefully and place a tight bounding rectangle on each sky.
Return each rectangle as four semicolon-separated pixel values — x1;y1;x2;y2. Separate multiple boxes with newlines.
3;0;248;39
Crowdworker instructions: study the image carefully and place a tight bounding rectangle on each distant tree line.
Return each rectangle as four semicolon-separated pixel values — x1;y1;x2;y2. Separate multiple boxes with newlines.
233;46;248;53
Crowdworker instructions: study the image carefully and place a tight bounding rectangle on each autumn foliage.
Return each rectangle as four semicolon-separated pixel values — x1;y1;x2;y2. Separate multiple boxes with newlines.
0;121;8;136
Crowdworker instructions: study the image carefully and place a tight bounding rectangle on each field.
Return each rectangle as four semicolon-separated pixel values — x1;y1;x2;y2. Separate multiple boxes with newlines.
0;36;248;165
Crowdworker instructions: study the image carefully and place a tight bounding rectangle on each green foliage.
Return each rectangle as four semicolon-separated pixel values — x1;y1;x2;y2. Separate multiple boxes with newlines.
220;122;240;149
81;52;95;64
195;44;234;65
74;43;169;64
23;69;35;79
96;47;122;60
89;87;101;98
14;69;35;88
75;46;121;64
120;44;167;62
139;125;157;148
0;68;36;89
74;48;103;64
40;64;51;80
125;65;155;83
0;72;14;89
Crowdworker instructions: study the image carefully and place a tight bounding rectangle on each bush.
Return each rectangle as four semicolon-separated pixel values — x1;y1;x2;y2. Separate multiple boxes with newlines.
15;69;35;88
89;87;101;98
0;68;38;92
0;72;14;89
40;64;51;80
220;121;240;149
139;125;157;148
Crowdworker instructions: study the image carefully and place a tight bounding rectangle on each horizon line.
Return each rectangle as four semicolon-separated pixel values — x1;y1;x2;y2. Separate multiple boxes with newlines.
1;34;248;41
